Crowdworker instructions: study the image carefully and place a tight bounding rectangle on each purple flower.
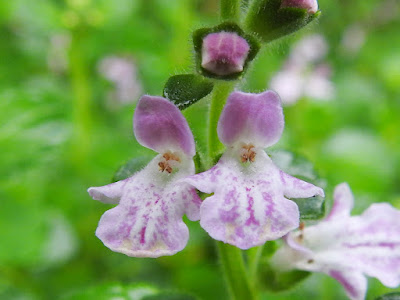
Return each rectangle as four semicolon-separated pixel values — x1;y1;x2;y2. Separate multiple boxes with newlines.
281;0;319;14
88;96;201;258
271;183;400;300
184;91;324;249
201;31;250;76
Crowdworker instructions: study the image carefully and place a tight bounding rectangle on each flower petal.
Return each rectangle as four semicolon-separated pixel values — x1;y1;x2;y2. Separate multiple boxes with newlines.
217;91;284;148
353;203;400;287
185;151;299;249
134;95;195;156
328;269;367;300
93;156;201;257
280;171;325;199
88;178;130;204
325;182;354;221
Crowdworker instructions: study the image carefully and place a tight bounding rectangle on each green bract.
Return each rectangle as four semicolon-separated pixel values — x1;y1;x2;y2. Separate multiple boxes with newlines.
163;74;214;110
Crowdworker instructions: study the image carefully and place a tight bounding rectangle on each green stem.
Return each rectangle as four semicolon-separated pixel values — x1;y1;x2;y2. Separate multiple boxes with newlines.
217;242;257;300
247;245;264;281
69;29;92;168
207;82;234;162
220;0;240;21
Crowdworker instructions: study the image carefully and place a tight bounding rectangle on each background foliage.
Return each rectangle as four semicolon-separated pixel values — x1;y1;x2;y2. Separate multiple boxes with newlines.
0;0;399;299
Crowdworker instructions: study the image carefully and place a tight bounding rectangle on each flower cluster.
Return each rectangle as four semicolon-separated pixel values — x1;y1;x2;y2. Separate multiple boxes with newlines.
88;90;323;256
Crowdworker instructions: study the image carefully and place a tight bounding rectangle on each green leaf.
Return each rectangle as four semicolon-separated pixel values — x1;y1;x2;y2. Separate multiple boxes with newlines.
268;149;327;220
113;156;153;182
163;74;214;110
375;293;400;300
61;283;159;300
245;0;320;42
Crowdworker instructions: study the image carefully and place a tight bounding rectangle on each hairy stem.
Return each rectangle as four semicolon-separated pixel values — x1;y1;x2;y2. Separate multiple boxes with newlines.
220;0;241;21
207;82;234;162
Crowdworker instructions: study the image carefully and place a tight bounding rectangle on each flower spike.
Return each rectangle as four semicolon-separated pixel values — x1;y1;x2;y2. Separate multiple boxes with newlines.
271;183;400;300
88;95;201;258
184;91;324;249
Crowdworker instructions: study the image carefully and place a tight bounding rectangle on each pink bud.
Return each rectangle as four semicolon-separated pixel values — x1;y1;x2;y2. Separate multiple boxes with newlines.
201;32;250;76
281;0;318;14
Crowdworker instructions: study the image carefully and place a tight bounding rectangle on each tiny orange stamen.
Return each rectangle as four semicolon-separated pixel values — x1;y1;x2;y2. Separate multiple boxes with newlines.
240;144;257;163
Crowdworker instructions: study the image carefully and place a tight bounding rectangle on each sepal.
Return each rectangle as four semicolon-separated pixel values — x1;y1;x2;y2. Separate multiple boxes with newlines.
245;0;320;43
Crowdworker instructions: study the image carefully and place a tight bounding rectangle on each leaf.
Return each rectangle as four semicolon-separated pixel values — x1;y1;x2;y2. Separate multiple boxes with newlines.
268;149;327;220
112;156;153;182
163;74;213;110
375;293;400;300
258;261;310;292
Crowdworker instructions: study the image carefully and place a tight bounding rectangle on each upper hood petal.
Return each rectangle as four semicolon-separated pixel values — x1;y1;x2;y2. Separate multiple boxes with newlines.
217;90;284;148
134;95;195;156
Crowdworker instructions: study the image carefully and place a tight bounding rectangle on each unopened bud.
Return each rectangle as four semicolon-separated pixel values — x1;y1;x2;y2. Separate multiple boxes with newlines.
201;32;250;76
281;0;318;14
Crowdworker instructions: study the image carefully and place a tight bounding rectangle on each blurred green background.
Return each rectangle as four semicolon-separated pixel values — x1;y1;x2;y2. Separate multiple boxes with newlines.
0;0;399;299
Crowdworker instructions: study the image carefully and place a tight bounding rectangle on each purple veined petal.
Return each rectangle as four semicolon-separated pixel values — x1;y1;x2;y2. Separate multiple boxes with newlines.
185;151;299;249
325;182;354;221
88;178;131;204
279;171;325;199
201;32;250;76
217;91;284;148
93;156;201;258
284;233;314;256
328;269;367;300
134;95;195;157
353;203;400;287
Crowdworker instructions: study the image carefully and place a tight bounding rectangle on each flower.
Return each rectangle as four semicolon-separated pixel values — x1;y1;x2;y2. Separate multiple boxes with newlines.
88;95;201;258
184;91;324;249
281;0;319;14
201;31;250;76
271;183;400;300
98;55;142;106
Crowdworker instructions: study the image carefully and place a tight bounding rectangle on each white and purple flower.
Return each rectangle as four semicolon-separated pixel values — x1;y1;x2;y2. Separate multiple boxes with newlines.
88;95;201;258
271;183;400;300
184;91;324;249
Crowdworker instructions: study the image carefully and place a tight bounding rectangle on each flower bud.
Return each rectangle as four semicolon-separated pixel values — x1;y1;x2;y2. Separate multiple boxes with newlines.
201;32;250;76
193;22;260;80
281;0;318;14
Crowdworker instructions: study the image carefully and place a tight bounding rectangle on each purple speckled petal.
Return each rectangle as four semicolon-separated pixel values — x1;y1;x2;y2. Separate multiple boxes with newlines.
91;156;201;258
88;178;130;204
134;95;195;157
280;171;324;199
326;182;354;221
202;32;250;76
328;269;367;300
185;150;300;249
281;0;319;14
217;91;284;148
271;183;400;297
